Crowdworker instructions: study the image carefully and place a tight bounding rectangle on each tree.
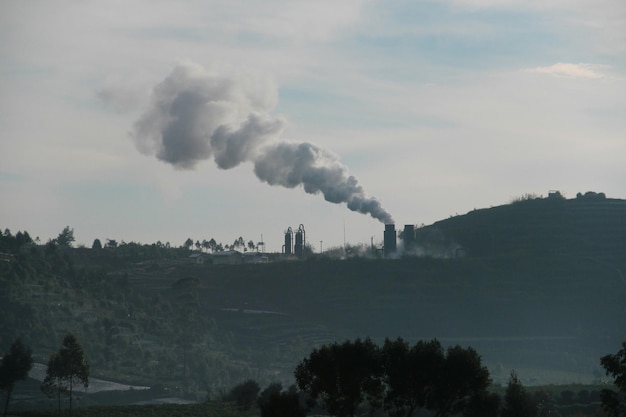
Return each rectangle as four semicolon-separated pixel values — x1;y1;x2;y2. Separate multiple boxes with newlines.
0;339;33;417
184;238;194;250
258;383;306;417
41;334;89;417
382;338;445;417
105;238;118;248
601;342;626;417
382;339;492;417
224;379;261;412
501;371;537;417
91;238;102;250
56;226;75;247
247;240;256;252
41;352;65;413
295;338;383;417
233;237;245;251
429;344;492;417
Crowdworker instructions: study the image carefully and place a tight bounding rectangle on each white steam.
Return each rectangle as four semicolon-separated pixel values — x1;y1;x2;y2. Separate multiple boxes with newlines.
132;62;393;224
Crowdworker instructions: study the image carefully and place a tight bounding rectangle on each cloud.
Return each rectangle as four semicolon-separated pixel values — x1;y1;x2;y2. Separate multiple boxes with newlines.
526;63;605;79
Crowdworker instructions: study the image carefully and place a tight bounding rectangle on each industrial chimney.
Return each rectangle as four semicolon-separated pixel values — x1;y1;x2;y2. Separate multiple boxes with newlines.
403;224;416;253
283;227;293;255
384;224;397;257
294;224;306;257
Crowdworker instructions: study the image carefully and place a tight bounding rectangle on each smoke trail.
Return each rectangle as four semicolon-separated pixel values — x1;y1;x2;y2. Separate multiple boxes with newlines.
132;62;393;224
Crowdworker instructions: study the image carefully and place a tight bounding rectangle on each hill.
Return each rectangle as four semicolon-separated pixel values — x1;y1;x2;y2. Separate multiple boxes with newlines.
1;192;625;409
412;192;626;260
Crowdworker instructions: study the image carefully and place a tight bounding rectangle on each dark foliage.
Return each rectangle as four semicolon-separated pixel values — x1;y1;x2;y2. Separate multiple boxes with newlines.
601;342;626;417
55;226;75;247
41;333;89;417
223;379;260;412
257;383;306;417
295;338;383;417
0;338;33;417
501;371;537;417
382;338;444;417
296;338;493;417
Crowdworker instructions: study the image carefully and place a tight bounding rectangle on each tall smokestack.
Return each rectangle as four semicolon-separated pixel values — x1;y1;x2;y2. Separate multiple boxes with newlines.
403;224;416;252
384;224;396;257
132;62;393;224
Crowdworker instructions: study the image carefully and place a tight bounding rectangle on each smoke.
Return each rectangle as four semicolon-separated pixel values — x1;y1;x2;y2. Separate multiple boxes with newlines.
132;62;393;224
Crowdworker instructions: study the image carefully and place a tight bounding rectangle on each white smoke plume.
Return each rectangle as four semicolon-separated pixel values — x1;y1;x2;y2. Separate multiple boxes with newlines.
132;62;393;224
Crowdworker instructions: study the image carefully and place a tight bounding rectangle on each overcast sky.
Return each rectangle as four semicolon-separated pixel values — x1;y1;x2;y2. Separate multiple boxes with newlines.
1;0;624;252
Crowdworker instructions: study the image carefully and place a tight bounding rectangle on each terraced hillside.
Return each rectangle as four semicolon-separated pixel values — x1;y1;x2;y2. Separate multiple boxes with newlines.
1;194;625;408
187;255;624;385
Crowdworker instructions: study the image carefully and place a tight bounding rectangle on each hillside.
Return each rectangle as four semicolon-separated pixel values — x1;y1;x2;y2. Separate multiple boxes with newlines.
413;192;626;260
1;193;625;408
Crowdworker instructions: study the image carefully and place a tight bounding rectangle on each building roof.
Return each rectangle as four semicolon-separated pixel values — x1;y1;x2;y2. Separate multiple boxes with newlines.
212;250;242;257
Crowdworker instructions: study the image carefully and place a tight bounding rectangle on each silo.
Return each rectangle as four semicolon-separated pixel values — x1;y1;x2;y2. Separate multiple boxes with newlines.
384;224;397;257
294;224;305;257
284;227;293;255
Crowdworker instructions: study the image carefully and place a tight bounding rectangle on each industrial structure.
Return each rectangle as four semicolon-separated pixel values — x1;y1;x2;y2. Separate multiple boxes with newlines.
384;224;397;257
283;224;306;257
283;227;293;255
403;224;416;252
383;224;418;257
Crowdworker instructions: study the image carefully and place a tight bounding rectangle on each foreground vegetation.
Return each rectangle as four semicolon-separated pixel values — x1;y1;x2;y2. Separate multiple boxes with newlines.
4;337;624;417
8;402;240;417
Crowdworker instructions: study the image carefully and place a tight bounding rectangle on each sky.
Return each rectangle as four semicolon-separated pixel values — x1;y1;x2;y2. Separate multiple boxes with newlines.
1;0;625;253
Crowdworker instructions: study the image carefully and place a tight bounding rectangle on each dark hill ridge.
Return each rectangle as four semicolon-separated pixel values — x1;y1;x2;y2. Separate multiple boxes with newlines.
415;195;626;260
1;193;625;405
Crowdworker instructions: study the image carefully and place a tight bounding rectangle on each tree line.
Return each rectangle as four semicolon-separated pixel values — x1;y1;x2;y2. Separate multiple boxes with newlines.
2;336;625;416
1;226;262;255
223;337;626;417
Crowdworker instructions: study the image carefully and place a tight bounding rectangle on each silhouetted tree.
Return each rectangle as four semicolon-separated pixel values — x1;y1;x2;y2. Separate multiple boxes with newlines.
601;342;626;417
382;338;444;417
13;231;32;252
41;334;89;417
234;237;245;251
0;339;33;417
224;379;261;412
91;239;102;250
501;371;537;417
257;383;306;417
247;240;256;252
56;226;75;247
295;338;383;417
105;238;118;248
429;344;492;417
41;352;65;413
